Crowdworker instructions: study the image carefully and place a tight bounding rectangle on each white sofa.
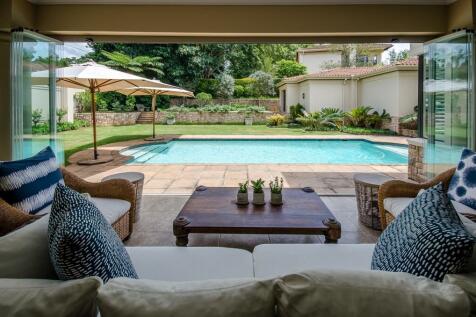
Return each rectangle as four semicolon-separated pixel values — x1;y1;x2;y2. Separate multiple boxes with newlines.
127;244;375;281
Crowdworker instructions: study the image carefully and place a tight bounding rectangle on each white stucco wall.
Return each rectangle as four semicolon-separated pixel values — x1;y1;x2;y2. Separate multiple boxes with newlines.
359;70;417;117
307;80;349;112
298;52;342;73
32;86;80;123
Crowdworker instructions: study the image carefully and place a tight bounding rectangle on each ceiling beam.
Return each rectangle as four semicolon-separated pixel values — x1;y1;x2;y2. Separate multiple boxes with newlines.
35;4;448;42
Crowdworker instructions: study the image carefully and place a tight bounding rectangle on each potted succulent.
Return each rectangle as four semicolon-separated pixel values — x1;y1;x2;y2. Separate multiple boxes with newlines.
244;111;253;126
237;180;249;205
166;112;176;125
269;177;284;205
251;178;265;205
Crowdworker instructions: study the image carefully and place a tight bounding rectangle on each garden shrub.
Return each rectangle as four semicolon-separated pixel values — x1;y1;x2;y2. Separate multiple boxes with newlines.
166;104;265;113
33;120;90;135
289;104;305;122
32;109;43;127
400;111;417;130
267;114;286;127
196;92;213;101
233;85;245;98
216;73;235;98
56;108;67;123
196;79;219;97
249;71;276;97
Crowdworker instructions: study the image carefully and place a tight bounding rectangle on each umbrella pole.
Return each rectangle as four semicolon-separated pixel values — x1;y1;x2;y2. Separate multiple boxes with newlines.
152;94;156;139
91;87;98;160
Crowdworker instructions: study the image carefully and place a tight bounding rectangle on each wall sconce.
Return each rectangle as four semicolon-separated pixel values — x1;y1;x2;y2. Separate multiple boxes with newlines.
302;93;305;99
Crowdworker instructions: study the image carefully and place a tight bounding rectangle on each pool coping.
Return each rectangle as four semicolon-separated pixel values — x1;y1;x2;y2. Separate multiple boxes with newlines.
68;134;410;166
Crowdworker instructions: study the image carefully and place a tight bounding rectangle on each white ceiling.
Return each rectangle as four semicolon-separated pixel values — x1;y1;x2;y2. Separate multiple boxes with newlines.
28;0;457;5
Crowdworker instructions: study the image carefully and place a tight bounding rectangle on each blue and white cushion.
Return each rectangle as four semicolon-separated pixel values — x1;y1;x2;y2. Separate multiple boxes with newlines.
448;148;476;209
48;183;138;282
0;146;63;214
371;183;475;282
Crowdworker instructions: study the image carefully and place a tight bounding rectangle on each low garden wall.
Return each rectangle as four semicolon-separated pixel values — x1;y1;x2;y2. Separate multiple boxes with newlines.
74;112;140;126
157;111;273;124
170;98;280;113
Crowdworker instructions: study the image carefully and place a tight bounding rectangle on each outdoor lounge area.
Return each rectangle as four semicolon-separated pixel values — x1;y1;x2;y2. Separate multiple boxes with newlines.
1;0;476;317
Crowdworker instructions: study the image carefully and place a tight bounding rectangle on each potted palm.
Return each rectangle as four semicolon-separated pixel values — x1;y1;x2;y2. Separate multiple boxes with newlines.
237;180;249;205
251;178;265;205
269;177;284;205
244;111;253;126
166;113;176;125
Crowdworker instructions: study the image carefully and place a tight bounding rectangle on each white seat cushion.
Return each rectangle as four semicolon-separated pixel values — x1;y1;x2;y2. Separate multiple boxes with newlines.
253;244;375;279
37;197;130;224
383;197;414;217
126;247;254;281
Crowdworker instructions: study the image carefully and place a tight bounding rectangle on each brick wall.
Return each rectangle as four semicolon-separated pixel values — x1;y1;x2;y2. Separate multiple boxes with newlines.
156;111;273;124
74;112;141;126
169;98;280;113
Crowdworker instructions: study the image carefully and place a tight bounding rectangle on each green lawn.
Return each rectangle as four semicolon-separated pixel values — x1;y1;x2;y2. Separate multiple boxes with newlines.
59;124;344;162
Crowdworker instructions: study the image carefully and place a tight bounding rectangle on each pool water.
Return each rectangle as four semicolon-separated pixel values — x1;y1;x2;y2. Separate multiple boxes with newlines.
122;139;408;164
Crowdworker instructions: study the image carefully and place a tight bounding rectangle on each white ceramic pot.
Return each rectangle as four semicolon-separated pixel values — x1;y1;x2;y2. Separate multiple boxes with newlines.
166;118;176;125
244;117;253;126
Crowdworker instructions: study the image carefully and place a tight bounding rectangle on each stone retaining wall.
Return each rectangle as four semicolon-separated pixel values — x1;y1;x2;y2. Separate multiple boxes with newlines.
399;128;417;137
169;98;280;113
74;112;140;126
157;111;273;124
408;138;426;183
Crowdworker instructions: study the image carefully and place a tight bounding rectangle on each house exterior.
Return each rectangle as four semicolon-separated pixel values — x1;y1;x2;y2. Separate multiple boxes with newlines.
296;44;392;73
278;58;418;130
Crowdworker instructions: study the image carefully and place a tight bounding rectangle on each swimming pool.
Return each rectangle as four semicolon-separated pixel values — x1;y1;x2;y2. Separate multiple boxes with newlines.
121;139;408;164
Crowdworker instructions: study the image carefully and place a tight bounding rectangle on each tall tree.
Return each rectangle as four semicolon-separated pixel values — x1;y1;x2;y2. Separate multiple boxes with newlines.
100;51;163;79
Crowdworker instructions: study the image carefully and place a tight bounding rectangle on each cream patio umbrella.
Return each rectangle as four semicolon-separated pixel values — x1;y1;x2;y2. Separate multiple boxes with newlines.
33;62;174;164
116;83;194;141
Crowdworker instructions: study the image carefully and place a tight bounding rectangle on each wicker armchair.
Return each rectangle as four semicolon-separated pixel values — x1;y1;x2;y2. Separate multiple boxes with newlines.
378;168;456;230
61;168;136;240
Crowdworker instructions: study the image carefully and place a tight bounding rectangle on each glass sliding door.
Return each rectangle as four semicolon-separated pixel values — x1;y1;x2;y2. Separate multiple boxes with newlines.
10;29;64;163
423;30;475;177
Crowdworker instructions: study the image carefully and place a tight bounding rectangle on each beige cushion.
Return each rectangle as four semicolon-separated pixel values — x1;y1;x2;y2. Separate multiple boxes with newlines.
445;273;476;316
274;270;470;317
253;244;374;279
37;197;130;224
0;215;56;279
98;277;274;317
126;246;254;281
0;277;101;317
383;197;413;217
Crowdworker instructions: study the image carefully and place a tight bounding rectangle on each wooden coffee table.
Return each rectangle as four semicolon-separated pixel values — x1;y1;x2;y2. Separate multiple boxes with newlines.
173;187;341;246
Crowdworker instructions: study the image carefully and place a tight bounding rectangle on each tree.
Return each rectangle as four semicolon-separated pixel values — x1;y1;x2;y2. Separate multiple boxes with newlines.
100;50;164;79
388;49;410;63
216;73;235;98
250;71;276;97
274;60;307;79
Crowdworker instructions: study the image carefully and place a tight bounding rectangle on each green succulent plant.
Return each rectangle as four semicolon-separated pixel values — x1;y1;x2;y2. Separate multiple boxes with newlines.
251;178;265;193
269;177;284;194
238;180;249;193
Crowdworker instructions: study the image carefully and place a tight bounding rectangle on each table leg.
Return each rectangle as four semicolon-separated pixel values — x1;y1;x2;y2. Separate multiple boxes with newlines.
173;216;191;247
323;218;341;244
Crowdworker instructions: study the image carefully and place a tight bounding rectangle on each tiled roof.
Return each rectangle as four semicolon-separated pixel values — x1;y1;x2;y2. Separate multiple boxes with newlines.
280;58;418;85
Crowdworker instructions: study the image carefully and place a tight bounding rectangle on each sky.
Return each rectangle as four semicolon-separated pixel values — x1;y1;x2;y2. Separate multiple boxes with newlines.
63;42;411;62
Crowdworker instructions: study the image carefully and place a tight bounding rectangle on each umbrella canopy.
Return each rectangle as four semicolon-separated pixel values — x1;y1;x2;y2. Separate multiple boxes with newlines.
116;83;194;139
33;62;173;163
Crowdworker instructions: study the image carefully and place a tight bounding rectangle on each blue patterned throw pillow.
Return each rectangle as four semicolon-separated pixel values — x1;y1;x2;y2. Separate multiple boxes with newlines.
448;148;476;209
0;146;62;214
371;183;474;282
48;183;138;282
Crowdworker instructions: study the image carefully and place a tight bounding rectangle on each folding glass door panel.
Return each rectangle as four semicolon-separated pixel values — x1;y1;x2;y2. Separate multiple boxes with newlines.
423;31;475;178
10;30;64;163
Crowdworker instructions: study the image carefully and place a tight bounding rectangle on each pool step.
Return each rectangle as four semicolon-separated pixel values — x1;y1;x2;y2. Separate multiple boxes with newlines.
136;112;155;124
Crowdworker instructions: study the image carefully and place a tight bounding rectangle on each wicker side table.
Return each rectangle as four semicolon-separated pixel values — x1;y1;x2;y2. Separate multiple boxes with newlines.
353;173;393;230
103;172;145;223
